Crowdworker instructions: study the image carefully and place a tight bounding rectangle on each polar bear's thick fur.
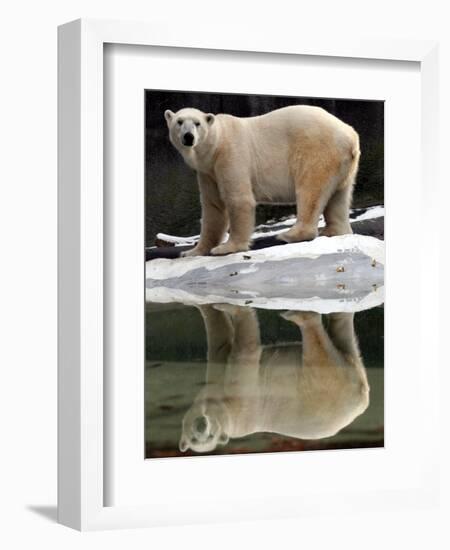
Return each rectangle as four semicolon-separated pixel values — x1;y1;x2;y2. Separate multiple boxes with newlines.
165;105;360;256
179;306;369;454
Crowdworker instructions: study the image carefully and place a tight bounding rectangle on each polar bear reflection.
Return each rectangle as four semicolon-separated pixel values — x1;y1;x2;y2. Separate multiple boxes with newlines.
179;306;369;454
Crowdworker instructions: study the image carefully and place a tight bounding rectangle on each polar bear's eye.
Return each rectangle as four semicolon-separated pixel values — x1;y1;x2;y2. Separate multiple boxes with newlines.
194;122;200;127
177;119;183;125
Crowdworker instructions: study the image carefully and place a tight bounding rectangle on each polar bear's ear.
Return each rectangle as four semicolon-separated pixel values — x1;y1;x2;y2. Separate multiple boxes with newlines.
164;109;175;124
179;437;189;452
205;113;215;126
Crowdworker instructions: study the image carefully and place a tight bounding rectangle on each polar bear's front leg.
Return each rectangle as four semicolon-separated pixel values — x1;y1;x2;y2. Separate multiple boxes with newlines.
211;193;255;256
181;174;228;257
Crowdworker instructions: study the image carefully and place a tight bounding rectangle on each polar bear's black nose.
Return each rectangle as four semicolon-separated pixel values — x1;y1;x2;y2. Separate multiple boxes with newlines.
183;132;194;146
194;415;208;434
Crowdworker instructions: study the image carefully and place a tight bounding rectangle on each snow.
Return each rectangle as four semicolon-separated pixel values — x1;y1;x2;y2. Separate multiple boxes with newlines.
146;234;385;313
155;233;199;246
350;205;385;222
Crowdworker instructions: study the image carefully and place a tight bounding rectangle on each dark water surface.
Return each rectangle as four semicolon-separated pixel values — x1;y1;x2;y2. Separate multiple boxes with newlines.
145;303;384;459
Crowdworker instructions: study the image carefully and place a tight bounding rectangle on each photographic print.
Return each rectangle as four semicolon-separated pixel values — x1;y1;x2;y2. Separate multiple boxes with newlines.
144;90;384;458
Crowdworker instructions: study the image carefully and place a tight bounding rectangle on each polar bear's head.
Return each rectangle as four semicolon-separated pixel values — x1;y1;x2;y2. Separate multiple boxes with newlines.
164;108;215;150
179;399;230;454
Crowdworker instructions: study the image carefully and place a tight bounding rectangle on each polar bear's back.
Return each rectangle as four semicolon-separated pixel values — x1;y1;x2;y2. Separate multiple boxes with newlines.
237;105;356;139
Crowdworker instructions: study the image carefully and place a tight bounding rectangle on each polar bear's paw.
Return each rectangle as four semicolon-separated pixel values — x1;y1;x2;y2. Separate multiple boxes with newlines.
211;241;249;256
277;225;318;243
281;310;321;326
319;224;353;237
213;303;245;315
181;246;208;258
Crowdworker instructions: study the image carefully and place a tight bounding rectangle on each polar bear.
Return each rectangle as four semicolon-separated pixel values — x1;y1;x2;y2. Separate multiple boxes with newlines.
164;105;360;256
179;305;369;454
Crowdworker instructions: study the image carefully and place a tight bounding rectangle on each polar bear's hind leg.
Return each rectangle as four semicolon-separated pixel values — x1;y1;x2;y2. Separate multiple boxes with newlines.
320;146;359;237
278;158;337;243
320;185;354;237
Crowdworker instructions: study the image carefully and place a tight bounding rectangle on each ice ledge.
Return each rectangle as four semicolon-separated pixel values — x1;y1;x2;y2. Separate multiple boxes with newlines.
146;234;385;280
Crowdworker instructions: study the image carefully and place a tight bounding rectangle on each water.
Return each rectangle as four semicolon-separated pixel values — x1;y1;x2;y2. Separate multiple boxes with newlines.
145;303;384;458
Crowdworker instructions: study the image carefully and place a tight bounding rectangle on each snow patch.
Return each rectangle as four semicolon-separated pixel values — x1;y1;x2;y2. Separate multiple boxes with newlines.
352;205;385;222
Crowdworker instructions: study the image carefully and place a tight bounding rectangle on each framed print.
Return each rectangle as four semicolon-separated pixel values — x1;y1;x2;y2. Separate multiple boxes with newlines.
58;18;440;530
144;89;385;460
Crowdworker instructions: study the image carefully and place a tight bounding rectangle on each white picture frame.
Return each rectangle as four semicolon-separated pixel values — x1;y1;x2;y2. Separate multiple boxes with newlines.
58;18;440;531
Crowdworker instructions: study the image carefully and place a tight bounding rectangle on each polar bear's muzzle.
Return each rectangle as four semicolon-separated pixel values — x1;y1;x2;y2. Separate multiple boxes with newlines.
182;131;195;147
193;414;210;438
